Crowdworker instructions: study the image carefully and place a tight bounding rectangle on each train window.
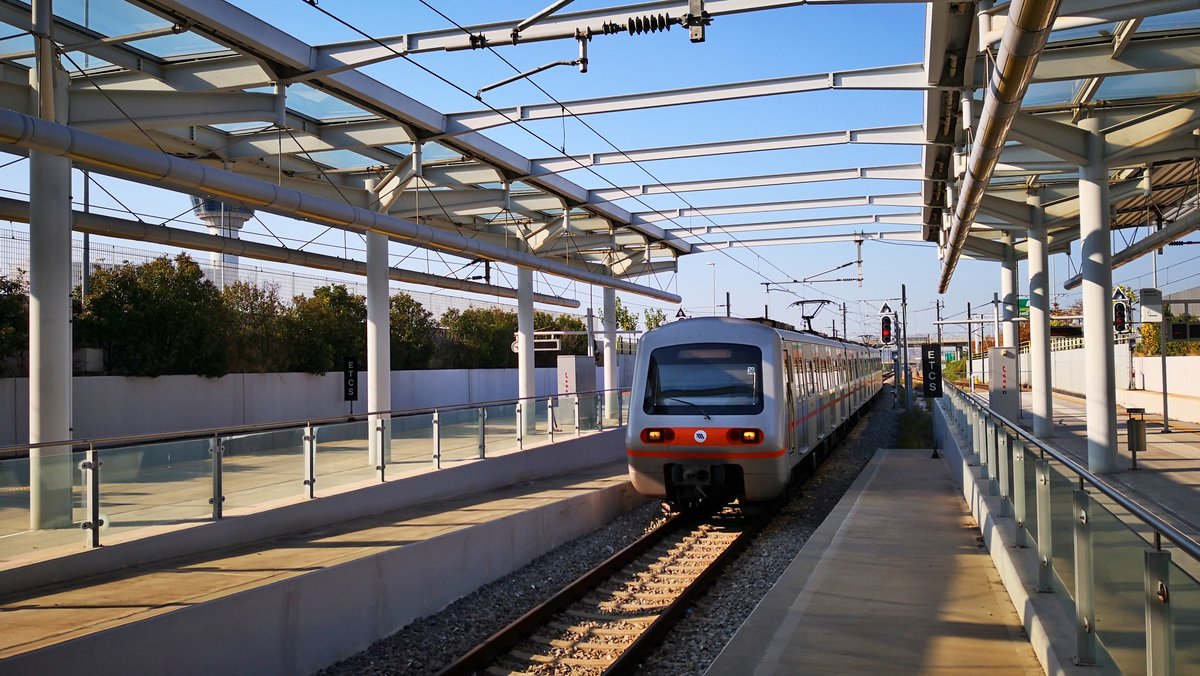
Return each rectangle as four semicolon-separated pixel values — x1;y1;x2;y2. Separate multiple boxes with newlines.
643;342;764;416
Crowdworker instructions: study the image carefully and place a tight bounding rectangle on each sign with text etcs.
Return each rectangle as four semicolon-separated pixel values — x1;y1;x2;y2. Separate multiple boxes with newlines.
343;356;359;402
921;343;942;398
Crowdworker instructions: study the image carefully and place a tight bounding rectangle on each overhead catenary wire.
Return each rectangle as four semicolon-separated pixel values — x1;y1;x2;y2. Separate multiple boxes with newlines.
300;0;833;309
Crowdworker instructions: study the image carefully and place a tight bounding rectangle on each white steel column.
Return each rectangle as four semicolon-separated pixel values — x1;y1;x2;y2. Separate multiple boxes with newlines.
603;287;618;419
29;0;73;529
1001;233;1018;348
517;267;536;433
366;228;390;466
1027;191;1053;437
1079;117;1118;473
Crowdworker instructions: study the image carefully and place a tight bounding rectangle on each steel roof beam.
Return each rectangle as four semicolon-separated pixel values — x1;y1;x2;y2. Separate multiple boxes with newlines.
981;0;1200;45
631;192;923;222
131;0;690;255
0;196;581;308
528;124;932;173
692;230;924;250
443;63;936;135
0;107;681;302
1031;33;1200;84
592;163;928;202
668;212;923;236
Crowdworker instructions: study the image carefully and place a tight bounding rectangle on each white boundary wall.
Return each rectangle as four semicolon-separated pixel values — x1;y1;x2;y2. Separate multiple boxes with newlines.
0;360;635;447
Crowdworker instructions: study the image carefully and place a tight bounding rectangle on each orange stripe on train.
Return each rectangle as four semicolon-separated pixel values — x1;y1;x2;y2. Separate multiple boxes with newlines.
626;448;787;459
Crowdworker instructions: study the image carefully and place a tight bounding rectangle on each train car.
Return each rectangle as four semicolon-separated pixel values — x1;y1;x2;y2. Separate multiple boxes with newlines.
626;317;881;509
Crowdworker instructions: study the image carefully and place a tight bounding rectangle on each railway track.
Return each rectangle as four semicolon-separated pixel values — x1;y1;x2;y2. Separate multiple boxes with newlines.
438;509;767;676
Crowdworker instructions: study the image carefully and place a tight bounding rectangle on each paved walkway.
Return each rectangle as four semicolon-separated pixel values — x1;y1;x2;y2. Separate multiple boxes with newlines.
707;447;1045;675
1019;390;1200;543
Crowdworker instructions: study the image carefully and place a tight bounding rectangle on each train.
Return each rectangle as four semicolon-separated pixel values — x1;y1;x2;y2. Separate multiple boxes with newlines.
625;317;883;509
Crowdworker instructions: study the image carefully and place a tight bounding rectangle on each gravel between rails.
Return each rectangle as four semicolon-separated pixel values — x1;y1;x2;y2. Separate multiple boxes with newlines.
320;387;904;676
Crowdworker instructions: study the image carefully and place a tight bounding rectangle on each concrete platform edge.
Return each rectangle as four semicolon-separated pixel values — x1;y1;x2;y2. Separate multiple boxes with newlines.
0;429;626;598
703;443;889;675
933;400;1087;676
0;479;648;676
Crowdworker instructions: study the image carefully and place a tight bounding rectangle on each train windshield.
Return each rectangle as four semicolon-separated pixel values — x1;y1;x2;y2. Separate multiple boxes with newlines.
643;343;764;416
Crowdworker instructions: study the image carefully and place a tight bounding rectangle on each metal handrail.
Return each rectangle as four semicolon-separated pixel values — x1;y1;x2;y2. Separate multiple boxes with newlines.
0;387;631;457
947;382;1200;562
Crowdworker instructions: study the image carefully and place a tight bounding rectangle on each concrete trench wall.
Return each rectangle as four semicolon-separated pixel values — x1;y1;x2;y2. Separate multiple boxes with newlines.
0;431;647;676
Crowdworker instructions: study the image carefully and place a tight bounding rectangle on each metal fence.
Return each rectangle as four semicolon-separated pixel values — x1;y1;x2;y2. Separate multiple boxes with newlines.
0;388;630;556
940;383;1198;673
0;226;584;321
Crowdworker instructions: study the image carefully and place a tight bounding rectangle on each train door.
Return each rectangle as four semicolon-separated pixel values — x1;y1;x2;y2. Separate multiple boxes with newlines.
783;348;796;454
805;345;818;450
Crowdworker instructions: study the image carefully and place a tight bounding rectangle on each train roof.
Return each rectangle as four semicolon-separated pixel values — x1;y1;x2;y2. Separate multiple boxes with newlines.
646;317;876;351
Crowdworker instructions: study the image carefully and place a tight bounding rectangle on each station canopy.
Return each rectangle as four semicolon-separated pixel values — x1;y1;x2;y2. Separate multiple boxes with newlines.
0;1;1197;300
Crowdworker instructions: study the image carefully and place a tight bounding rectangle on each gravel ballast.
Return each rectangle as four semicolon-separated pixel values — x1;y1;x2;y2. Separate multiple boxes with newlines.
321;387;905;675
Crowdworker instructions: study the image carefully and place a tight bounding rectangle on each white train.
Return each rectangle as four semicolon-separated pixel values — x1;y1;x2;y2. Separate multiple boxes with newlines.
626;317;882;508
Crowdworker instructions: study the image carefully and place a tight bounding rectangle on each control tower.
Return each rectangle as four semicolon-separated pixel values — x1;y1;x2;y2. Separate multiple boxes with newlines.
189;197;254;288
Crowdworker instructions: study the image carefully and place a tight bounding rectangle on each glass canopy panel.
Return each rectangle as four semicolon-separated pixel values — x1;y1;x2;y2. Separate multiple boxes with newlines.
1046;22;1117;44
136;33;224;58
303;149;377;170
55;0;169;36
211;121;275;133
286;83;370;121
1022;80;1083;107
1138;10;1200;33
1094;70;1200;102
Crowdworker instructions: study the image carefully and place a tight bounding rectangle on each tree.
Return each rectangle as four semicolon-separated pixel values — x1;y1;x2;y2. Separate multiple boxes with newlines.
643;307;667;331
440;306;518;369
0;272;28;376
390;292;437;370
532;311;589;367
614;297;639;331
284;284;366;374
75;254;229;377
223;281;287;373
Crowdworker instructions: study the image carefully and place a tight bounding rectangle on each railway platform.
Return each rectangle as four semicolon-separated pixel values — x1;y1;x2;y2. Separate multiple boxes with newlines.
707;445;1049;675
0;431;643;676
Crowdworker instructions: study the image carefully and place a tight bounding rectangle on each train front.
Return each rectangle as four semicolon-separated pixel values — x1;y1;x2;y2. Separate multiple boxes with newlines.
626;318;786;509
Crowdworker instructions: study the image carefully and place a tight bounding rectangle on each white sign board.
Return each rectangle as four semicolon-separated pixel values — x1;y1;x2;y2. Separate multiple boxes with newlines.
1140;288;1163;324
988;347;1020;421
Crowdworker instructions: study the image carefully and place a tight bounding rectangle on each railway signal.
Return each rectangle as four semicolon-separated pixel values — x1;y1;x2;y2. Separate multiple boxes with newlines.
880;315;893;344
1113;301;1128;333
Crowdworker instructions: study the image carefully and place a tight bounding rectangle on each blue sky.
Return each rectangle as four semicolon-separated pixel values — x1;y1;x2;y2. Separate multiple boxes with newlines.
2;1;1198;341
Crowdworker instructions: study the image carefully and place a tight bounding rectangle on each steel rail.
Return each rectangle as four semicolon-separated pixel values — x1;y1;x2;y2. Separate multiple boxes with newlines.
605;514;767;674
949;382;1200;561
436;512;692;676
0;387;630;457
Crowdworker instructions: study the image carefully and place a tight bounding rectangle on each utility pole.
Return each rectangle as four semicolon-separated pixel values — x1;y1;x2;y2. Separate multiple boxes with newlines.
935;300;943;346
992;292;1001;349
842;303;848;340
1154;217;1170;432
725;291;731;317
966;302;973;393
902;284;911;409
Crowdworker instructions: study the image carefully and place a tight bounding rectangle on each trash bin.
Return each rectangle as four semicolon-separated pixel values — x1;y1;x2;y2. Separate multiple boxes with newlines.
1126;408;1146;468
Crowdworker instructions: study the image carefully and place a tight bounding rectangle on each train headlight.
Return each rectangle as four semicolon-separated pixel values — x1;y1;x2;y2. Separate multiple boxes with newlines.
641;428;675;443
727;429;763;444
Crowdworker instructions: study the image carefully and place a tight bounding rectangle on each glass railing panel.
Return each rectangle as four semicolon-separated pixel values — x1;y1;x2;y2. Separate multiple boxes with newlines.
439;408;480;463
223;428;306;509
1049;460;1077;595
101;439;211;535
484;404;519;455
0;454;31;542
577;393;598;432
388;412;434;473
620;390;631;426
1022;449;1039;546
1090;503;1150;675
554;396;578;437
1170;559;1200;670
529;398;549;439
313;419;374;492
